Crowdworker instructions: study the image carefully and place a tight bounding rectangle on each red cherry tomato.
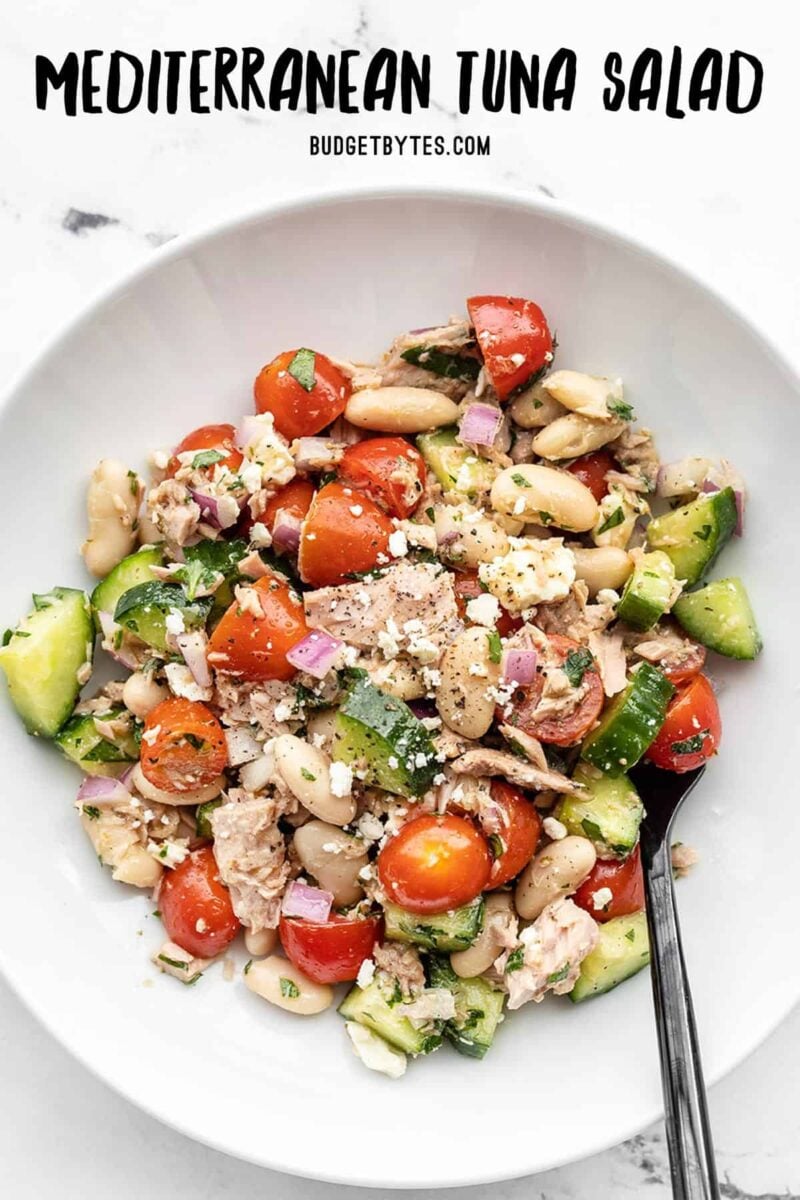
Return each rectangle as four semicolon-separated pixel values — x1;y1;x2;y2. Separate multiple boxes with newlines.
487;781;543;886
378;814;492;914
467;295;553;401
566;450;615;503
279;914;382;984
453;571;522;638
501;634;604;747
167;423;243;478
160;846;240;959
254;349;350;440
298;481;393;588
262;478;315;533
572;845;645;923
207;575;308;681
646;673;721;772
659;639;707;687
339;437;427;519
140;698;228;794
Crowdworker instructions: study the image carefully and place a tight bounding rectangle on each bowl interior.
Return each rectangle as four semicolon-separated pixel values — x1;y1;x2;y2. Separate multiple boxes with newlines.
1;191;797;1188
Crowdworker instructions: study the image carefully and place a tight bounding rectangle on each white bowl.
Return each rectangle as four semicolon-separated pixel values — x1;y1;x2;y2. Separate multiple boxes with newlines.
0;188;797;1189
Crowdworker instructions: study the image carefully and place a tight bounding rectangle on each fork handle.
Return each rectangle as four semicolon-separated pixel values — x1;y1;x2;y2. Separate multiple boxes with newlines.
641;838;721;1200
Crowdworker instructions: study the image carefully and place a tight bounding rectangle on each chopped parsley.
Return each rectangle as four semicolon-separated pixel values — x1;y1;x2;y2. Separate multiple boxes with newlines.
2;629;13;646
190;448;227;471
606;397;634;421
581;817;604;842
563;647;594;687
400;344;480;381
127;468;140;495
670;731;708;755
510;472;531;488
505;946;525;973
244;959;253;975
538;510;555;525
624;929;636;943
183;732;206;751
82;805;101;821
171;557;218;601
280;977;300;999
287;347;317;392
425;507;435;521
158;954;188;971
546;962;571;985
487;833;505;860
300;767;317;782
486;629;502;663
693;524;713;542
596;506;625;536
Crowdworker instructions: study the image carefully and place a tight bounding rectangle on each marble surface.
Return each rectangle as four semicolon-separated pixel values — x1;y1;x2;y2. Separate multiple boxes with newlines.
1;0;799;1196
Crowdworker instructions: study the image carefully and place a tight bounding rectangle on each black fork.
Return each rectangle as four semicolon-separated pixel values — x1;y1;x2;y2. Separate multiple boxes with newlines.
631;763;721;1200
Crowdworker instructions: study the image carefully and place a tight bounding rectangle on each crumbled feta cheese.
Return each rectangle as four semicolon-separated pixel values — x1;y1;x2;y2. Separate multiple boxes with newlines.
349;504;364;517
164;661;213;702
468;662;488;677
388;529;408;558
239;461;264;495
148;839;189;868
407;635;439;664
329;761;353;798
356;958;376;989
241;411;296;489
479;538;576;613
542;816;568;841
345;1021;407;1079
165;608;186;636
591;887;614;911
249;521;272;548
355;589;372;609
273;698;296;723
465;592;501;628
596;588;621;607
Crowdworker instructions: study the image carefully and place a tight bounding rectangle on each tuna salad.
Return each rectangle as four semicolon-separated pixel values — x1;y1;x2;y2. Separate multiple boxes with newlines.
0;293;762;1079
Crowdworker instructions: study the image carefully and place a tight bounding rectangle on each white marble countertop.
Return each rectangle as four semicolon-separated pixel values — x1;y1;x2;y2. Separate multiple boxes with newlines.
1;1;798;1196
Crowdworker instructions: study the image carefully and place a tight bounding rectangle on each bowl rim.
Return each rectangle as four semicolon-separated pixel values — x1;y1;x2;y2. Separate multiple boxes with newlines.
1;182;798;1188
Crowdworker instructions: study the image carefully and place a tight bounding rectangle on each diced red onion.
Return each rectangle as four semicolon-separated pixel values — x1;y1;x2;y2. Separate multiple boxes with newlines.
176;630;212;688
294;437;344;473
189;489;221;526
236;415;264;449
459;402;502;447
437;529;460;547
272;509;303;555
408;699;437;720
328;415;365;445
501;648;538;687
286;630;342;679
700;479;720;493
97;611;139;670
408;326;438;335
77;774;131;806
118;764;136;787
282;880;333;923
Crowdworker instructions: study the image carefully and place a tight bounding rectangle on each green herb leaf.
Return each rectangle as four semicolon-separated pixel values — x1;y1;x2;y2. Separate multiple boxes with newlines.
606;397;634;421
596;506;625;536
563;647;594;687
400;344;480;381
487;833;505;859
581;817;604;842
546;962;571;985
183;732;206;751
670;731;708;755
127;469;140;495
288;348;317;392
425;506;435;521
693;524;713;542
505;946;525;973
158;954;188;970
2;629;13;646
510;472;531;488
280;976;301;999
190;449;227;471
243;959;253;975
624;929;636;943
486;630;502;663
82;805;101;821
539;510;555;525
300;767;317;782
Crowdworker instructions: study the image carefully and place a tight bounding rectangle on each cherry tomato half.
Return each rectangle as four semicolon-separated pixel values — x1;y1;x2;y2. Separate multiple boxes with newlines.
298;481;393;588
339;436;426;519
254;349;350;441
160;846;240;959
487;781;542;886
262;478;315;534
378;814;492;914
166;423;243;478
501;634;604;747
646;673;721;772
467;294;553;402
659;638;707;687
572;844;645;923
453;571;522;638
566;450;615;503
207;575;308;681
140;697;228;794
279;913;382;984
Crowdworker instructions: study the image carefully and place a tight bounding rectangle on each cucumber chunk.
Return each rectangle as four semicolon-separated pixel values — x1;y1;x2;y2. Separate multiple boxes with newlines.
0;587;93;737
427;955;505;1058
91;546;163;630
617;550;676;631
114;582;212;651
383;897;485;953
338;978;443;1055
673;576;762;660
55;707;140;776
332;673;438;797
569;911;650;1002
582;663;674;777
400;346;480;382
416;427;498;502
196;798;223;839
646;487;737;586
557;764;643;859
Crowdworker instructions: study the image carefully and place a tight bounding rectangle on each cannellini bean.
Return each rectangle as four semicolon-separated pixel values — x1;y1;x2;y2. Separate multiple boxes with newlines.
129;762;226;807
491;463;598;533
509;382;566;428
81;458;142;578
450;893;514;978
122;672;169;720
572;546;634;596
79;806;163;888
436;625;501;740
532;414;626;461
345;386;460;433
305;708;339;753
541;370;625;422
370;657;427;701
244;927;278;957
137;514;164;545
515;836;597;920
434;505;510;568
273;734;356;826
293;819;368;907
244;955;333;1014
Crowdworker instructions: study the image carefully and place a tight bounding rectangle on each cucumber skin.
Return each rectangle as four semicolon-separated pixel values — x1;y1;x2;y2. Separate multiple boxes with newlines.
90;546;163;630
114;581;212;651
673;577;762;661
616;550;676;632
338;979;443;1056
570;911;650;1002
383;897;485;953
557;765;643;859
332;675;438;798
646;487;737;587
416;427;497;501
582;663;674;777
427;955;505;1059
55;708;139;775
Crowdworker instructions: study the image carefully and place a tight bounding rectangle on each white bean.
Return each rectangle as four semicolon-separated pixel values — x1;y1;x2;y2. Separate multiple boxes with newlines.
122;672;169;720
81;459;142;578
450;893;515;978
509;382;566;429
572;546;633;596
273;735;356;826
434;505;510;568
244;955;333;1014
515;836;597;920
541;370;625;422
130;762;226;807
293;819;368;907
137;514;164;545
244;927;278;957
305;708;339;754
532;413;626;461
345;386;459;433
370;657;427;701
436;625;501;739
79;807;163;888
491;463;598;533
